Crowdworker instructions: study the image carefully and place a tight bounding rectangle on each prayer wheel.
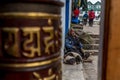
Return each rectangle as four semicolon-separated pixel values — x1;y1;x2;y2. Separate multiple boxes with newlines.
0;0;64;80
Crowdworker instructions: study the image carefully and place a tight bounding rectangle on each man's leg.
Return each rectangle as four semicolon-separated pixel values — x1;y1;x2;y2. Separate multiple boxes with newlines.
91;19;93;27
85;19;87;25
89;19;93;27
89;19;91;26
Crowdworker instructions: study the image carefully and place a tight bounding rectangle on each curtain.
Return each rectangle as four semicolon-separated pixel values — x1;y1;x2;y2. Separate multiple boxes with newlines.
81;0;88;11
72;0;88;11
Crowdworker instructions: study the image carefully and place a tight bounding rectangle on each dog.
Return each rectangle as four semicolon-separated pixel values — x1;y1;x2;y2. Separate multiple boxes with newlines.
63;52;83;65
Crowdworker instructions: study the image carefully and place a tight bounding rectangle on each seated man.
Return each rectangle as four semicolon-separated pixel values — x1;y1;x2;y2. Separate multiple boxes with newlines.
65;29;89;60
64;29;91;65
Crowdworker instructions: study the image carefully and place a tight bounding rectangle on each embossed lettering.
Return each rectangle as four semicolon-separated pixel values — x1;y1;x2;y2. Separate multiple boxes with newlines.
58;26;62;49
44;69;56;80
55;26;62;51
33;69;58;80
22;28;41;57
33;72;42;80
43;27;54;54
55;31;59;48
2;28;20;57
1;25;61;57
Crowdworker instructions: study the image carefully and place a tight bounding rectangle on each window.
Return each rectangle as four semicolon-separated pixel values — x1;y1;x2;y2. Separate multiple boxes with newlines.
97;11;100;14
88;5;90;8
99;5;101;9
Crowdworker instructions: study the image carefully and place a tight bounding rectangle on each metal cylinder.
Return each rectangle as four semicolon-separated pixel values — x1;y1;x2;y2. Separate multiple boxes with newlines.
0;0;64;80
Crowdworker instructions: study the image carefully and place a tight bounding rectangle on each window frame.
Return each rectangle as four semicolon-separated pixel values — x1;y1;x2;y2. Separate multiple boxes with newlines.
98;0;110;80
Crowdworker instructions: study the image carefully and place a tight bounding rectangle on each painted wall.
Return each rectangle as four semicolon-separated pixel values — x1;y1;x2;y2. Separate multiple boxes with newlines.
65;0;72;34
69;0;72;30
106;0;120;79
60;0;72;58
60;0;66;58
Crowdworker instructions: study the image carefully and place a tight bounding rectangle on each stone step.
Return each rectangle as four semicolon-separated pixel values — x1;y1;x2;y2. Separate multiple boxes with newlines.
72;26;83;30
89;34;100;38
92;38;100;44
84;50;99;56
83;44;99;50
72;24;83;30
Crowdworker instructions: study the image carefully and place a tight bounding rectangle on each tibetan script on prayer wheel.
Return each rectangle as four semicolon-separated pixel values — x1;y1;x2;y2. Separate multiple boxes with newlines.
0;0;64;80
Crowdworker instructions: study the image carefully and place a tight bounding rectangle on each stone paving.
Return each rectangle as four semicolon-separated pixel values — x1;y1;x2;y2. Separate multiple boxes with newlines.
62;55;98;80
62;64;85;80
83;24;100;35
83;24;99;80
83;56;98;80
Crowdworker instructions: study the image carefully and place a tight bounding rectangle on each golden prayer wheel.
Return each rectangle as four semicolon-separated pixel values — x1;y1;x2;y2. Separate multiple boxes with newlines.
0;0;64;80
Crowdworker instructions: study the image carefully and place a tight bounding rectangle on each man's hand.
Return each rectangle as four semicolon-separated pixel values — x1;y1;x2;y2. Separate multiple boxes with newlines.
72;46;76;49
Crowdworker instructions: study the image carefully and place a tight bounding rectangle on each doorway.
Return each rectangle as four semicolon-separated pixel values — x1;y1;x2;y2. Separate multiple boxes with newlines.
62;0;102;80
